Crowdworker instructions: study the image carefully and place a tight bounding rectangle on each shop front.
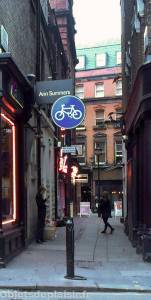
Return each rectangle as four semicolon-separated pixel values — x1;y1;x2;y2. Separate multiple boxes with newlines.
0;53;33;266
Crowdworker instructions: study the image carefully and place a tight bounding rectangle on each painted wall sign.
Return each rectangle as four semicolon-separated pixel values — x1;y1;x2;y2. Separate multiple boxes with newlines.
51;95;85;129
36;79;73;104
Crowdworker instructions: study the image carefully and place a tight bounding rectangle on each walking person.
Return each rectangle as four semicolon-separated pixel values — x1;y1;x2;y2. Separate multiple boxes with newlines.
98;191;114;234
36;185;47;243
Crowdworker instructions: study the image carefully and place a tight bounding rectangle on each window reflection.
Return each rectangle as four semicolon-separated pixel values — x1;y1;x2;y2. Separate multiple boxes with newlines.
1;113;14;222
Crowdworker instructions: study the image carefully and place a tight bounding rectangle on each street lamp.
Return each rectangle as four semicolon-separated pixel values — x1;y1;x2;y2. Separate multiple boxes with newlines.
95;148;103;202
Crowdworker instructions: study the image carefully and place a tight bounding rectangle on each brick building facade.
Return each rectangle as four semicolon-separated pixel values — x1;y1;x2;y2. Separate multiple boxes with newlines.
121;0;151;261
0;0;77;265
75;41;123;212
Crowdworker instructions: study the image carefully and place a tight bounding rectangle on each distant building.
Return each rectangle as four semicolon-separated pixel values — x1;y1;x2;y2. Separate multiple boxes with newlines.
121;0;151;260
75;41;123;212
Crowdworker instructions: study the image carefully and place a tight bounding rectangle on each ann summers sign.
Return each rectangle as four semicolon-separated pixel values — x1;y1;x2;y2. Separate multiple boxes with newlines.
36;79;73;105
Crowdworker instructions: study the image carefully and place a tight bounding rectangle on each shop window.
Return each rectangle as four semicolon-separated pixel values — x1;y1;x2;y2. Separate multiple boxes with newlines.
95;83;104;97
1;112;16;223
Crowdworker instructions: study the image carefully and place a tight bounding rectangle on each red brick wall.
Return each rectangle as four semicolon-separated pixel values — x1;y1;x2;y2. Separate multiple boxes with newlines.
50;0;69;10
84;101;122;164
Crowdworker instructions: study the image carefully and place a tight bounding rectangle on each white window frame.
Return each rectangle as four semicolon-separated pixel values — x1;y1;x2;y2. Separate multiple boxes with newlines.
144;26;148;53
94;141;106;165
115;141;123;163
96;53;106;67
95;83;104;97
75;85;84;99
95;110;104;125
76;56;85;69
116;51;121;65
77;144;86;165
115;80;122;96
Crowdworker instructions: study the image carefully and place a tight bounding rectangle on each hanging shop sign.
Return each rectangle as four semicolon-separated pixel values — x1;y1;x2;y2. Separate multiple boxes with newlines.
36;79;73;104
62;146;77;154
59;149;68;174
51;95;85;129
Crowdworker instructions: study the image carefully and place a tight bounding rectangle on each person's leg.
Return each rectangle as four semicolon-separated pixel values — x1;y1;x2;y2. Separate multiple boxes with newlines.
101;216;108;233
36;219;43;243
106;218;114;233
40;212;46;242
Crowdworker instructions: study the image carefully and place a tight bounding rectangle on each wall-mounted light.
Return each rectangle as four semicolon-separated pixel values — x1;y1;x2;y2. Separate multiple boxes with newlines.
122;134;128;142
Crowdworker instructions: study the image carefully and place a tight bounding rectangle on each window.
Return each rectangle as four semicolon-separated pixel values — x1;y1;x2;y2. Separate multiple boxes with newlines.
116;108;122;120
76;135;86;165
95;83;104;97
75;85;84;99
136;0;144;17
95;110;104;126
76;56;85;69
144;26;148;53
116;51;121;64
115;141;123;164
96;53;106;67
116;80;122;95
76;119;85;130
77;144;86;165
94;141;106;164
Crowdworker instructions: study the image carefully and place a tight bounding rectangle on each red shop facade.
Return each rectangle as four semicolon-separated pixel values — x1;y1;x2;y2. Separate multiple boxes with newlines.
0;53;33;266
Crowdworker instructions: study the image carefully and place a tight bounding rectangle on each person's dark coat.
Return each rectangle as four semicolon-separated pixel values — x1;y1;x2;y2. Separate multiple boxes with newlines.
36;193;46;215
36;191;46;242
98;198;111;219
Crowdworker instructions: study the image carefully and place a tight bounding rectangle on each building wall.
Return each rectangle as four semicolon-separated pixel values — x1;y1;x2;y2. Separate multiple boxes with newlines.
122;0;151;255
0;0;51;79
0;0;76;242
50;0;77;79
82;101;121;164
75;42;123;209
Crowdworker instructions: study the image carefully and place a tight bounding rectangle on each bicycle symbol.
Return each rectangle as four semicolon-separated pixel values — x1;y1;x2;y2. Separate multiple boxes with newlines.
55;104;82;121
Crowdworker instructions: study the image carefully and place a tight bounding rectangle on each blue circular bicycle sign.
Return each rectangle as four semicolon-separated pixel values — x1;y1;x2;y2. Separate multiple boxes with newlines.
51;95;85;129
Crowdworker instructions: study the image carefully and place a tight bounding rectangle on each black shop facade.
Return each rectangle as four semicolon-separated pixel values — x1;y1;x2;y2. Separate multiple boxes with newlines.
0;53;33;266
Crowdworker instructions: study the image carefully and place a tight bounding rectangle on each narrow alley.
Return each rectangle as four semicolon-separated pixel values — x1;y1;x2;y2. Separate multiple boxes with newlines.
0;213;150;293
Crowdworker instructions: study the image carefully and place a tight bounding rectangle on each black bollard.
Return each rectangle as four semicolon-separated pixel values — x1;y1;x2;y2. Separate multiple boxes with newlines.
65;218;74;279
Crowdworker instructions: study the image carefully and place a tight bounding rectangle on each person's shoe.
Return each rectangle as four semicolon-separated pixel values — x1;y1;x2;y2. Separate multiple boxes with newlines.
36;240;42;244
110;228;114;234
101;230;106;233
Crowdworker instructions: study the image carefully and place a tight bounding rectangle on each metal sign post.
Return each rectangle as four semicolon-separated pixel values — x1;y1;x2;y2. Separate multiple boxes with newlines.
51;95;86;280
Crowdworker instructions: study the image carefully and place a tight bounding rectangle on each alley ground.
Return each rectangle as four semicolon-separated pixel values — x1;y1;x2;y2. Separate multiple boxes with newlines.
0;213;151;295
